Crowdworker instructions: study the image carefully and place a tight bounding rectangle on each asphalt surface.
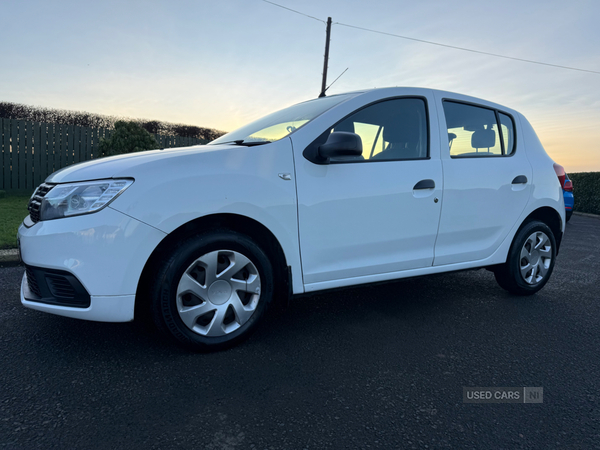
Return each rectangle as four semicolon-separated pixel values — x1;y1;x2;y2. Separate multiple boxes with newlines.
1;215;599;449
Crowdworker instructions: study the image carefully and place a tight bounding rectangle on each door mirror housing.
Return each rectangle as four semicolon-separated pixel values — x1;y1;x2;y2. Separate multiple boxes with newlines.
318;132;363;163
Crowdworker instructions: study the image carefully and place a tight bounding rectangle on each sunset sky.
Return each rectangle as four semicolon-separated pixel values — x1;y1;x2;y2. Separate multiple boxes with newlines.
1;0;599;172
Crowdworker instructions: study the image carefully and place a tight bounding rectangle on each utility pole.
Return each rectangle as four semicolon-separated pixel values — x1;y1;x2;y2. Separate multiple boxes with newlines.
319;17;332;98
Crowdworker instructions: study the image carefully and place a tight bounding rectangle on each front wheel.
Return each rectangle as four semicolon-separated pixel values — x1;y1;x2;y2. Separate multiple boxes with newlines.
494;220;557;295
150;230;274;351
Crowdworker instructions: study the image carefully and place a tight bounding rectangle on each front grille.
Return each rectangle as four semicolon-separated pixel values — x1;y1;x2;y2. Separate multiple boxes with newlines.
23;265;90;308
28;183;54;223
46;274;76;299
25;266;42;298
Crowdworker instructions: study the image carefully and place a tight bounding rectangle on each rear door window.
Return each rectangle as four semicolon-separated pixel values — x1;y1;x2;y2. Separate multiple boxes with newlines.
443;101;515;157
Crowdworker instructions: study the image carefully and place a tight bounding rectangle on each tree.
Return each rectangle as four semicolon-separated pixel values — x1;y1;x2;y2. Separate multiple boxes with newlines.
98;121;159;157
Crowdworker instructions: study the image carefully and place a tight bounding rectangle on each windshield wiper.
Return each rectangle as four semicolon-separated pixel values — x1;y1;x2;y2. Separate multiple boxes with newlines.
211;140;271;147
232;140;271;147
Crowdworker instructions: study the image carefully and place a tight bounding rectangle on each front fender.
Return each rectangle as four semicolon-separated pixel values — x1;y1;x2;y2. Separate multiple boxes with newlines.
109;138;303;294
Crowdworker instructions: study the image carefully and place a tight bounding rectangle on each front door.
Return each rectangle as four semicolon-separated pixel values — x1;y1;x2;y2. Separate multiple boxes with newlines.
294;96;443;288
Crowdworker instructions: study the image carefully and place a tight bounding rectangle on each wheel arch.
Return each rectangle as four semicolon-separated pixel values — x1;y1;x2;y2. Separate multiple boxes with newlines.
520;206;563;253
134;213;291;321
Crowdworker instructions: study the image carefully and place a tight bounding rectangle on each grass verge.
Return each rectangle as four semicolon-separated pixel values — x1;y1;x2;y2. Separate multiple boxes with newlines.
0;195;29;249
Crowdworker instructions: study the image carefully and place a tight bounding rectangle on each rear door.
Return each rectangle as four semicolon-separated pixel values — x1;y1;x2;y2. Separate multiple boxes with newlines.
433;95;532;266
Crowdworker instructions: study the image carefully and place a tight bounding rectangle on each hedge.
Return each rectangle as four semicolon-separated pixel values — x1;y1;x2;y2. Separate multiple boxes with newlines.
570;172;600;216
0;101;225;142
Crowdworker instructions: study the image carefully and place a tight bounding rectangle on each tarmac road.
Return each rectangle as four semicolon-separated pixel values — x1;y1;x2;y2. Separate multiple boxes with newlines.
1;215;599;449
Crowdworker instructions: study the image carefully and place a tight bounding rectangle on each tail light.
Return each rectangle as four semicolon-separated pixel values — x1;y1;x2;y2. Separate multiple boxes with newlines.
553;163;566;187
563;179;573;192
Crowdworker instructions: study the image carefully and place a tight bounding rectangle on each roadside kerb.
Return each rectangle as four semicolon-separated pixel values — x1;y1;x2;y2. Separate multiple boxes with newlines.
0;249;20;267
573;211;600;219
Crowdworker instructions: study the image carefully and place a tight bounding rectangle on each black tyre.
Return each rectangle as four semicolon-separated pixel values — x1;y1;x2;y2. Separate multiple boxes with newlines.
150;230;274;351
494;220;557;296
566;210;573;222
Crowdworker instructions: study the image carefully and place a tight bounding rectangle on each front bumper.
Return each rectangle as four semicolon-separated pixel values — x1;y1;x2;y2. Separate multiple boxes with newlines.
18;206;167;322
21;274;137;322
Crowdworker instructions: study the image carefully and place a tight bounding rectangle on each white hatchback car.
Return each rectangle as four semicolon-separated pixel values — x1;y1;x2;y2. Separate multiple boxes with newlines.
19;88;566;350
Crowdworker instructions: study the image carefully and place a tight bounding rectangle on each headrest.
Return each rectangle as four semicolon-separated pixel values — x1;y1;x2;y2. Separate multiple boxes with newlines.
471;128;495;149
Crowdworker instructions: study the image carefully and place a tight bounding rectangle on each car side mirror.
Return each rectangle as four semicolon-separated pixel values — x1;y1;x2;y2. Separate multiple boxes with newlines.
318;132;363;163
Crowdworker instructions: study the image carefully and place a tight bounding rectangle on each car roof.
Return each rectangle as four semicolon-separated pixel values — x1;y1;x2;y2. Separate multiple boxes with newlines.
331;87;516;115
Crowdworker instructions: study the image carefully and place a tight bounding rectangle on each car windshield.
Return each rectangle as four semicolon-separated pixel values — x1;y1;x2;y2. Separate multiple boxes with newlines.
209;93;357;145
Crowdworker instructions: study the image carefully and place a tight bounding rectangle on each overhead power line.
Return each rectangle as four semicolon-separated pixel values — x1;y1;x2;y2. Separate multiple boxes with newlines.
261;0;325;23
335;22;600;75
261;0;600;75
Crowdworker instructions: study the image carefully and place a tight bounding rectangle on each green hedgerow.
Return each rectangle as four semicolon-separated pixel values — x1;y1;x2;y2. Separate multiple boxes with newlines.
569;172;600;216
98;121;159;157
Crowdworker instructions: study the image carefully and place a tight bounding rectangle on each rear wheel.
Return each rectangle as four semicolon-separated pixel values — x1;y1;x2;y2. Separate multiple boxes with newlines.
150;230;274;351
494;220;557;295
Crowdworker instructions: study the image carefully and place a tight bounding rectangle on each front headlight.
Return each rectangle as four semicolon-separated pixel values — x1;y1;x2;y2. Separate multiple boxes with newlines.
39;179;134;221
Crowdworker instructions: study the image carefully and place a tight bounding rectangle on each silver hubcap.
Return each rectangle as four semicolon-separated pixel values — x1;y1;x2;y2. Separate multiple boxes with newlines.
176;250;261;337
519;231;552;285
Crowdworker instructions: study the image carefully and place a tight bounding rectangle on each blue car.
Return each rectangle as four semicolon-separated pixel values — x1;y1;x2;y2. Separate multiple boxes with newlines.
563;174;574;222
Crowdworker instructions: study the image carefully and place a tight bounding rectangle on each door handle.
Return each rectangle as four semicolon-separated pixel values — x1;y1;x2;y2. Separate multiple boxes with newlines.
512;175;528;184
413;179;435;190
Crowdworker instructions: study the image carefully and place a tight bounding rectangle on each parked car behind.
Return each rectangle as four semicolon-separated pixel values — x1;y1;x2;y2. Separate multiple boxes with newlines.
19;87;566;351
562;173;574;222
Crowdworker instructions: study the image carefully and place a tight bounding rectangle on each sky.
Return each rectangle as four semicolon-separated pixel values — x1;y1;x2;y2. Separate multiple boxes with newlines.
1;0;599;172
